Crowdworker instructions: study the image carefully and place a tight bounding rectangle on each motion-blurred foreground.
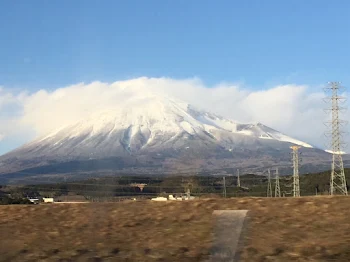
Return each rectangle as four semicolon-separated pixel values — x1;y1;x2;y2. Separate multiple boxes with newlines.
1;197;349;262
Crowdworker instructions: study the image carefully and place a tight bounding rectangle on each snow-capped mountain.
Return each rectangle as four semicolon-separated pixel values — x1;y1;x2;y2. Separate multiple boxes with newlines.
9;93;312;156
0;90;331;182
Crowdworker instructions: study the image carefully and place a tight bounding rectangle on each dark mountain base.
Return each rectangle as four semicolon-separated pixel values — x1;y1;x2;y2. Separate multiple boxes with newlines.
0;146;348;185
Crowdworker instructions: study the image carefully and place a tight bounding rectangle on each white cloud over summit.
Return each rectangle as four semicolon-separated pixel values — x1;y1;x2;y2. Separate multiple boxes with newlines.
0;77;349;154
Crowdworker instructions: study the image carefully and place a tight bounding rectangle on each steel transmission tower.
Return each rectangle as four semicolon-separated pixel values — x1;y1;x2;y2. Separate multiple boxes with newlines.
267;168;272;197
223;176;227;198
274;167;281;197
291;146;301;197
324;82;348;195
237;169;241;187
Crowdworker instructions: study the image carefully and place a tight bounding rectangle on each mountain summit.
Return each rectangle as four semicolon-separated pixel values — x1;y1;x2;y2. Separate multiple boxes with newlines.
4;92;312;157
0;90;330;183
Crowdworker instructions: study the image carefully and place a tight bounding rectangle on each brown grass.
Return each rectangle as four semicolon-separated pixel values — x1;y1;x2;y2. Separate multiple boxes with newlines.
0;197;350;261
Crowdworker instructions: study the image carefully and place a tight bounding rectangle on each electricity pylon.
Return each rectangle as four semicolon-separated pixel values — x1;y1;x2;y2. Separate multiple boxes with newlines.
324;82;348;195
274;167;281;197
223;176;227;198
237;169;241;187
291;146;301;197
186;188;191;199
267;168;272;197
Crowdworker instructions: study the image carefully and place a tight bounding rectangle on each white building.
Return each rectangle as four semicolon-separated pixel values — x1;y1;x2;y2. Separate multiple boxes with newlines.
151;197;168;201
42;197;54;203
168;194;195;201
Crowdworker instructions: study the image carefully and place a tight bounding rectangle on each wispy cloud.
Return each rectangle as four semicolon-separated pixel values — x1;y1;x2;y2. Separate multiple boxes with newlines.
0;77;349;153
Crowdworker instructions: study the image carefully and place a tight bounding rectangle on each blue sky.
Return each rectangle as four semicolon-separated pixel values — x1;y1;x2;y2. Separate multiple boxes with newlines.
0;1;350;155
1;0;350;90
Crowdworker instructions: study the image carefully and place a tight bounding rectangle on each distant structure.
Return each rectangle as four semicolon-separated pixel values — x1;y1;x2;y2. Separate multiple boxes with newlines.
237;169;241;187
274;167;281;197
151;197;168;201
267;168;272;197
324;82;348;196
291;146;301;197
223;176;227;198
42;197;54;203
130;183;147;192
28;197;40;204
186;188;191;199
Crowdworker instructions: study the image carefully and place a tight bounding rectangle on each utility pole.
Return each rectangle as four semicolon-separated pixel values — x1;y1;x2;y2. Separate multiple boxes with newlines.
186;188;191;199
291;146;301;197
237;169;241;188
267;168;272;197
223;176;227;198
324;82;348;195
274;167;281;197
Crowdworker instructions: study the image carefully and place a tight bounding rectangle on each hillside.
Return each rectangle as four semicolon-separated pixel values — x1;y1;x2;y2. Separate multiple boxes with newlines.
1;197;350;261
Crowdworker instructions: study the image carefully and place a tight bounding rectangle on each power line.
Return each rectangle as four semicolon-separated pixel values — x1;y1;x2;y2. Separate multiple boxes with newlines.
324;81;348;195
4;186;271;197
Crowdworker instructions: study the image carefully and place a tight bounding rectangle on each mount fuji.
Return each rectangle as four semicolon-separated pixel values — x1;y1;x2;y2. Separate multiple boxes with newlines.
0;89;332;183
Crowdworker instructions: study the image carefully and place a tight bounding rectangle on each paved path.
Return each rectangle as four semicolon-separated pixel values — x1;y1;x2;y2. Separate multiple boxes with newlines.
209;210;249;262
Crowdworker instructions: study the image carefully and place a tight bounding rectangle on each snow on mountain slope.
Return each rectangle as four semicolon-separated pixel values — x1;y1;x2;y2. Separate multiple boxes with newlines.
0;87;331;180
2;89;313;162
325;150;346;155
236;123;313;148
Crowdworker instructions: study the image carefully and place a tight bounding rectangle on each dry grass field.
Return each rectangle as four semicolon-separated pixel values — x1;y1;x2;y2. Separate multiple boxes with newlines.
0;197;350;262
